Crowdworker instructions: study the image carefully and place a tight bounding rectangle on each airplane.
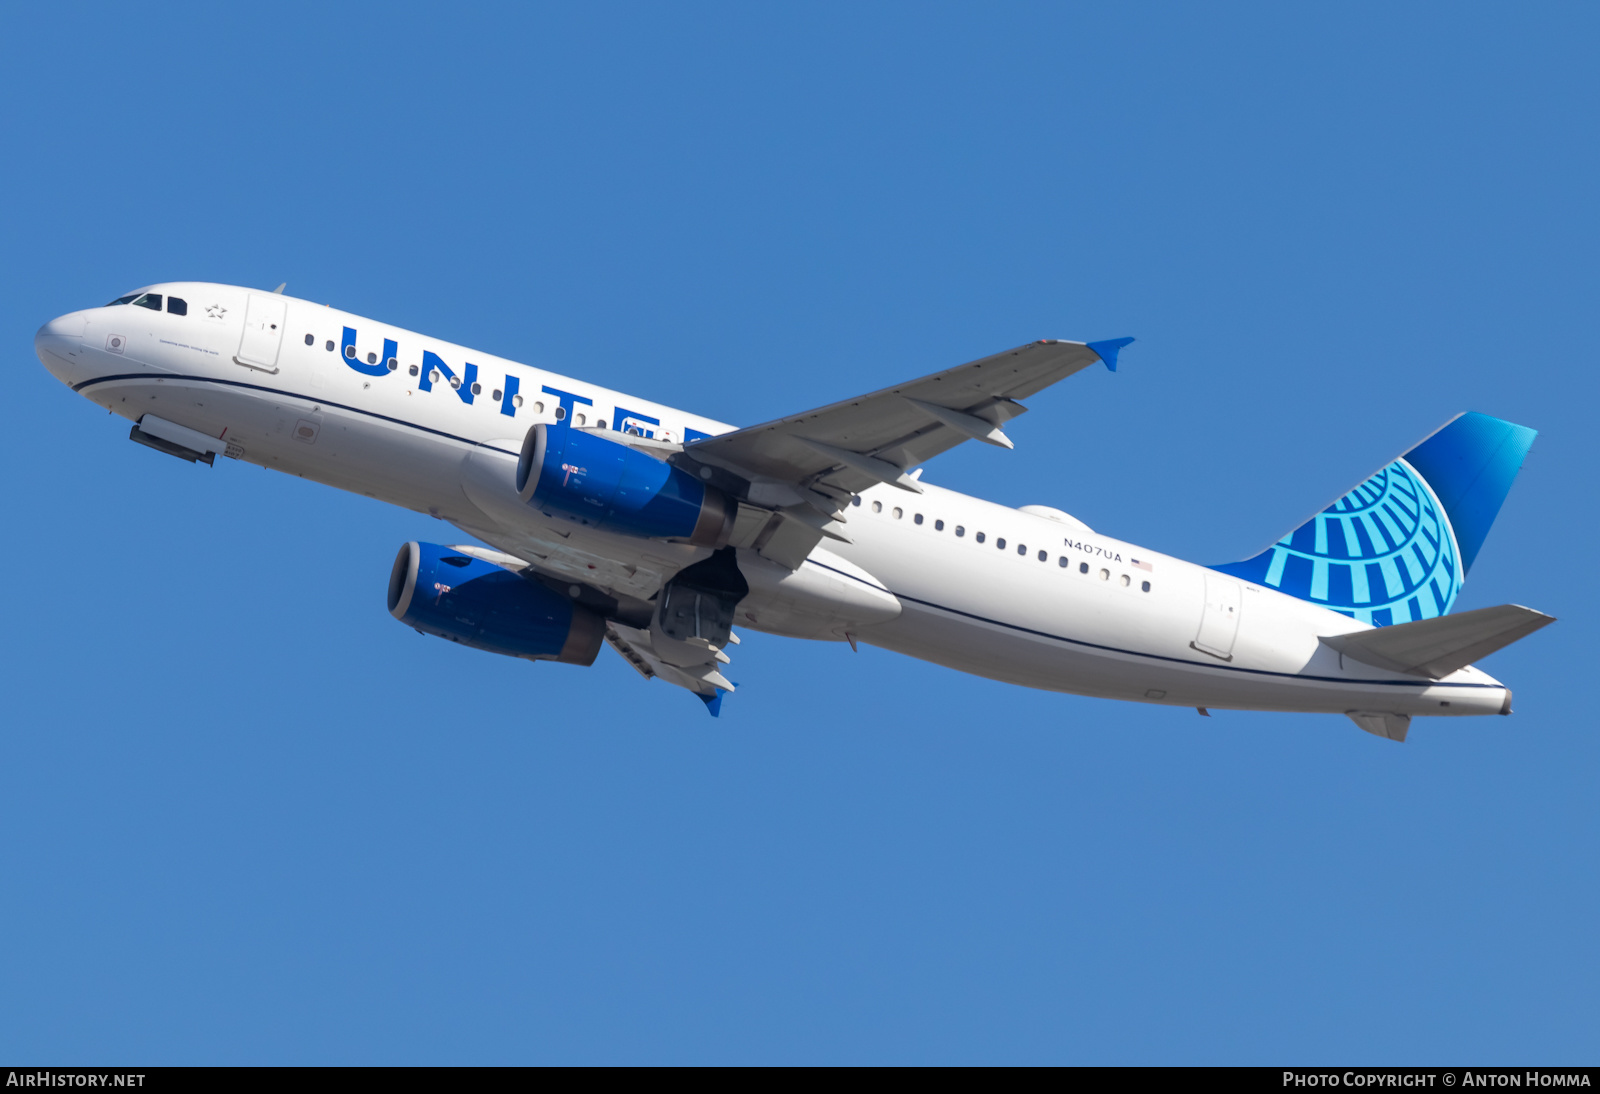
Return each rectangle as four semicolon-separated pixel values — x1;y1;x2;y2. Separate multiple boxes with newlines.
33;282;1554;741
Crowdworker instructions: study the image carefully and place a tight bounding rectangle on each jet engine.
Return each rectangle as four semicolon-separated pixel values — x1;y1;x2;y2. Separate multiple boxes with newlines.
516;422;733;547
387;541;604;665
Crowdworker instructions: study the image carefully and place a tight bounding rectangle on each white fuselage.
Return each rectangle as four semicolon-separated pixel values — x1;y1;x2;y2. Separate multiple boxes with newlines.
35;283;1512;720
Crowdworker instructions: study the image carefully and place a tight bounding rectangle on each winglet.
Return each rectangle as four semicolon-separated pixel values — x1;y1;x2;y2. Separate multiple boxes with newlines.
698;689;726;717
1086;337;1135;372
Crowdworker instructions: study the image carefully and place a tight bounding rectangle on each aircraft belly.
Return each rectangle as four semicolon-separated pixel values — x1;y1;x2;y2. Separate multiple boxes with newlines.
254;407;466;513
864;601;1505;714
734;548;901;640
99;375;474;515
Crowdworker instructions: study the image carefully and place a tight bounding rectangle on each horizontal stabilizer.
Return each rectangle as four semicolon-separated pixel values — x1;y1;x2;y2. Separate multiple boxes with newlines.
1321;604;1554;679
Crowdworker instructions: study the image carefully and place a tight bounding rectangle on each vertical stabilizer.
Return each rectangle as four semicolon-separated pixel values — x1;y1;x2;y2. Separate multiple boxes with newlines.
1216;413;1537;626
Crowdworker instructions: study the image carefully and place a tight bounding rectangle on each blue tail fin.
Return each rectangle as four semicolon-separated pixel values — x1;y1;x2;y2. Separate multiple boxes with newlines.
1215;412;1537;626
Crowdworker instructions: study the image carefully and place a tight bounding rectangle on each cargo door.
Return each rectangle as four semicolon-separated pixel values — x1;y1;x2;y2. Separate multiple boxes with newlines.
235;294;287;372
1193;573;1242;660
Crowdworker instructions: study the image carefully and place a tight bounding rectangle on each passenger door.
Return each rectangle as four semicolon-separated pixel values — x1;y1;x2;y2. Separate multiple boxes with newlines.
235;294;287;373
1193;573;1242;660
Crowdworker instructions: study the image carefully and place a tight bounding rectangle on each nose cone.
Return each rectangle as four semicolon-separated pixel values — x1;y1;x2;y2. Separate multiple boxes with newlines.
35;312;87;383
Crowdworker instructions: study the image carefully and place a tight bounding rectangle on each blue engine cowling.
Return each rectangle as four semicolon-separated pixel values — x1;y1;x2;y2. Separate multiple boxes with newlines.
516;422;733;547
387;541;604;665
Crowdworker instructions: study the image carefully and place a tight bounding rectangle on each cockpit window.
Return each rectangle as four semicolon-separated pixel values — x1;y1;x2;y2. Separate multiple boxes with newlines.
106;292;180;312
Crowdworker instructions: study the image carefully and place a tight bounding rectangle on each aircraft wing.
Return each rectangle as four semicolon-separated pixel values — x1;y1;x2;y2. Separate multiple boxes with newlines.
684;337;1128;492
676;337;1131;566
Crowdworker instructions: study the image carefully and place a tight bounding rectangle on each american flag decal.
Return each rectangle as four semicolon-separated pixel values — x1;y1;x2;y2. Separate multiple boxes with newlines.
1131;559;1153;572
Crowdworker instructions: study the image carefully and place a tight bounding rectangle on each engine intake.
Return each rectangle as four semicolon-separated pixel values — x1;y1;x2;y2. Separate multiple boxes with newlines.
516;422;732;547
387;541;603;665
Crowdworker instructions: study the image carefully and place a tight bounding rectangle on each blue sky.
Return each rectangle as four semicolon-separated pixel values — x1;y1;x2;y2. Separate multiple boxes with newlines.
2;2;1595;1064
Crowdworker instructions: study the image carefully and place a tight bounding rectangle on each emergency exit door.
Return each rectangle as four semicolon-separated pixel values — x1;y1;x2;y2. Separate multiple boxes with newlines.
1192;574;1242;660
235;294;287;372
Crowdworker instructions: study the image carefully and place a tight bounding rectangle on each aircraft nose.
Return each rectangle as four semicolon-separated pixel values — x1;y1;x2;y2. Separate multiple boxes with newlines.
34;313;86;382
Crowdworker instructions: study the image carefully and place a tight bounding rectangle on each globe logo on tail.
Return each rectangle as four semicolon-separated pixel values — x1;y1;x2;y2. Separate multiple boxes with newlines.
1229;458;1462;626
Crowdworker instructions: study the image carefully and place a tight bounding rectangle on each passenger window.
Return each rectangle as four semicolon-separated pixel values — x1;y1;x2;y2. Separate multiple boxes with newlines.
852;496;862;507
554;406;566;420
474;383;484;396
935;519;944;531
1058;556;1069;568
367;352;378;364
408;364;419;376
533;401;544;414
304;333;314;346
132;293;162;311
872;501;883;513
996;538;1006;549
449;376;461;390
1038;550;1047;561
914;513;923;525
167;298;187;316
976;532;985;543
1120;574;1130;587
576;413;586;425
325;340;335;352
1141;580;1151;593
430;370;441;384
1099;568;1110;581
955;526;965;537
1017;544;1026;556
513;394;524;408
492;389;503;401
345;346;356;359
388;359;398;372
1079;562;1089;574
892;507;903;519
597;418;607;429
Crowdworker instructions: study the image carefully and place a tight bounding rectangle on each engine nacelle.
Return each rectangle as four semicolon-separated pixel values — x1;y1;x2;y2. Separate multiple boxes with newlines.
387;541;604;665
516;422;733;547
